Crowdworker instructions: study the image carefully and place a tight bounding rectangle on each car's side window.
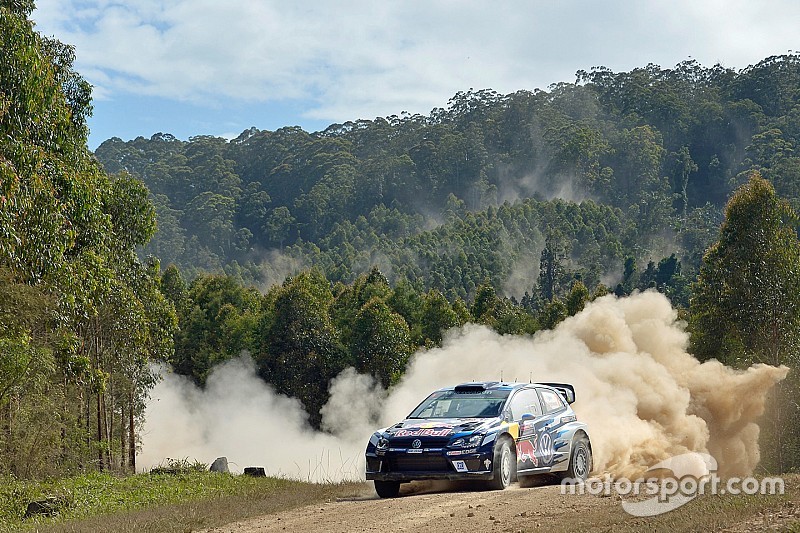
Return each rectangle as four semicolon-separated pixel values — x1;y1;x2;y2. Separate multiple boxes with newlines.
538;389;566;414
508;389;543;420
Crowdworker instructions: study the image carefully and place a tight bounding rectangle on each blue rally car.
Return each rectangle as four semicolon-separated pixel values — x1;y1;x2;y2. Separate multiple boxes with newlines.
365;381;592;498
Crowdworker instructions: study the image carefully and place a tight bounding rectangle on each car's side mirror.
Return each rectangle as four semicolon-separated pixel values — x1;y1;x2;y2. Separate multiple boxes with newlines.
520;413;535;423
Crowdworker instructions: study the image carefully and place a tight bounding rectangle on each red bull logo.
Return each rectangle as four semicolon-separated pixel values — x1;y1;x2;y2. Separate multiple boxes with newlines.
395;428;452;438
517;436;538;466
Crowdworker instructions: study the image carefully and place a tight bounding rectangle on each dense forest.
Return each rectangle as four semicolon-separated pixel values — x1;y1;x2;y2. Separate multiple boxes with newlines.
2;0;800;479
95;54;800;303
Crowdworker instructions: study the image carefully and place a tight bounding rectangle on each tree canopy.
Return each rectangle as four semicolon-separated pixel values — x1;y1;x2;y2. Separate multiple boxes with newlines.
0;3;175;477
690;173;800;472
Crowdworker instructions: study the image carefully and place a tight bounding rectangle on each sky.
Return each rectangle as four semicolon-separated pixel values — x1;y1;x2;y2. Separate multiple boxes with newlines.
31;1;800;150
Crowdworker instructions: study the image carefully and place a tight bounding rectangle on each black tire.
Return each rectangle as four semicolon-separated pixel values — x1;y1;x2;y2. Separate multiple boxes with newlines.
560;437;592;481
374;480;401;498
487;437;516;490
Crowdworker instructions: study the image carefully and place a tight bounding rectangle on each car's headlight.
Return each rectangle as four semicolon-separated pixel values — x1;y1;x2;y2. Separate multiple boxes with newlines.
376;436;389;450
451;434;484;448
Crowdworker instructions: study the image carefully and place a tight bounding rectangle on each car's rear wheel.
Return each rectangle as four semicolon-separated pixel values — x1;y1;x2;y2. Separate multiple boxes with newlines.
487;437;515;490
560;436;592;481
374;480;401;498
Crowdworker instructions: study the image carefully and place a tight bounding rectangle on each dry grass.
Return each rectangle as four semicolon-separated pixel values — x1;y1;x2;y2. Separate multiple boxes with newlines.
39;481;368;533
6;474;798;532
0;470;367;533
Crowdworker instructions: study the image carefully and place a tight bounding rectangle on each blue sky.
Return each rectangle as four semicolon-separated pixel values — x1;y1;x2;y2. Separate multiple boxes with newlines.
32;1;800;150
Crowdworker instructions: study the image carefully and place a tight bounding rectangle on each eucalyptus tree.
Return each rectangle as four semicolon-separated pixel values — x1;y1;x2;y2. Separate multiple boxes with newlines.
690;172;800;472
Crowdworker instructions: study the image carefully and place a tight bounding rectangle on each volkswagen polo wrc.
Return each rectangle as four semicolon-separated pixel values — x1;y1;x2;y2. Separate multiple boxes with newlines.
365;381;592;498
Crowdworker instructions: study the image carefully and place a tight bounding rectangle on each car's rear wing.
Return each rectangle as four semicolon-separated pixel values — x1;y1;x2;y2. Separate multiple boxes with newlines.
539;383;576;404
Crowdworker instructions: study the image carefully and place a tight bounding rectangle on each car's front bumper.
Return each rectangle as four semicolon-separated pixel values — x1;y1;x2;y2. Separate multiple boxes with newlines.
367;470;494;481
365;449;494;482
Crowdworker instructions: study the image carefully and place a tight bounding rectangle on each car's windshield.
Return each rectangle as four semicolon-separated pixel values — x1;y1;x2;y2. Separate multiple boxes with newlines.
408;389;511;418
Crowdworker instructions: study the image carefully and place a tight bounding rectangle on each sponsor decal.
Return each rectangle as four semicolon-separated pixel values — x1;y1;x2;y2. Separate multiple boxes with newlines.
484;459;492;469
407;449;423;454
517;437;538;466
446;448;478;456
520;420;537;437
453;460;468;472
505;422;520;440
539;432;554;465
404;421;456;429
395;428;452;438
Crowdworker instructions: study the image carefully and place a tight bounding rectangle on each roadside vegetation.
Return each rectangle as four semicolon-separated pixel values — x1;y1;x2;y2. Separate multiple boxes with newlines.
0;464;366;533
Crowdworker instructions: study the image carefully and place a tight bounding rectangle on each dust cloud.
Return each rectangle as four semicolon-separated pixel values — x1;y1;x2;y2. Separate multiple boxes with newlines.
256;249;307;292
139;291;787;480
138;357;364;481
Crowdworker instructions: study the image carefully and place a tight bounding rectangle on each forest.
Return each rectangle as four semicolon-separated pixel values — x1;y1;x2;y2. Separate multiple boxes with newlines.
95;50;800;303
2;0;800;480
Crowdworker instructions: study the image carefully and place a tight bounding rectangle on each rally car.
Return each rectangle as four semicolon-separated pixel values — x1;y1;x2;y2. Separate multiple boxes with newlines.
365;381;592;498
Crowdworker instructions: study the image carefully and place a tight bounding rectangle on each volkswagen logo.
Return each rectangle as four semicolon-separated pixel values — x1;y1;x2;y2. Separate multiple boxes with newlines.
412;439;422;449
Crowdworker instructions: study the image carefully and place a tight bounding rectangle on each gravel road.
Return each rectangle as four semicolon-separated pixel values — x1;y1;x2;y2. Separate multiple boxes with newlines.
203;480;650;533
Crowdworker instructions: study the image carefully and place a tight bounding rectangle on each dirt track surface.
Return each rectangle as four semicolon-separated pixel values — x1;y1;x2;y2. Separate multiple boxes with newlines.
202;481;592;533
199;477;799;533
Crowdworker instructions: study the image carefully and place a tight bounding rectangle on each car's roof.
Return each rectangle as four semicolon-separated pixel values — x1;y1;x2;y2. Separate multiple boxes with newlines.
438;381;543;393
431;381;577;405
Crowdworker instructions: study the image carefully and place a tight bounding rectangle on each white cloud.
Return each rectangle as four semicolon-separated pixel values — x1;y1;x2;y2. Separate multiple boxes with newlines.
32;0;800;127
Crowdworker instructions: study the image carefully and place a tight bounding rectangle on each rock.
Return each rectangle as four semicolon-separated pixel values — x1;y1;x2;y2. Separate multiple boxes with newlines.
24;497;63;519
210;457;229;473
244;466;266;477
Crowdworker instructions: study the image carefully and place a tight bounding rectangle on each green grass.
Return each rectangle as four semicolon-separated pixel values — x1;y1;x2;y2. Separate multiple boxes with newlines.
0;469;367;533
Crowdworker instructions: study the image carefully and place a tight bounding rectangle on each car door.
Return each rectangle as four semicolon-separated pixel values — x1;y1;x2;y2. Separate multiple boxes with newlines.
534;387;568;469
507;388;546;472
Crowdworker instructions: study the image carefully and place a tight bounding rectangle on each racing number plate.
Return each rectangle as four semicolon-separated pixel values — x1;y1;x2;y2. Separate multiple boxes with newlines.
452;460;468;472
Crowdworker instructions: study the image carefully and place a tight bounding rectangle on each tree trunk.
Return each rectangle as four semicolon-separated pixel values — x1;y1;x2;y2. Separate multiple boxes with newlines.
774;382;784;473
82;388;89;472
61;377;68;465
120;401;126;474
128;390;136;472
107;379;114;470
96;392;104;471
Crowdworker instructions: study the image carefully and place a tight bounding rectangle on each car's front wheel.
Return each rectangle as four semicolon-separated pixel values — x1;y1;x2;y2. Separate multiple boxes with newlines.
374;480;401;498
560;436;592;481
487;437;515;490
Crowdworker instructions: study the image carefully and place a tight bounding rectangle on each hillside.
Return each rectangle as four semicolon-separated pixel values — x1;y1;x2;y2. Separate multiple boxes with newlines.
95;55;800;300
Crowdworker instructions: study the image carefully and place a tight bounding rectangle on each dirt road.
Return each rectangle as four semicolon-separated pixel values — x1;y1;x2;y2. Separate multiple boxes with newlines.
201;478;800;533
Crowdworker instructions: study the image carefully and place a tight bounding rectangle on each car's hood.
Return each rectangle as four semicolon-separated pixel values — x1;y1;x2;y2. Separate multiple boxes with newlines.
384;418;499;438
